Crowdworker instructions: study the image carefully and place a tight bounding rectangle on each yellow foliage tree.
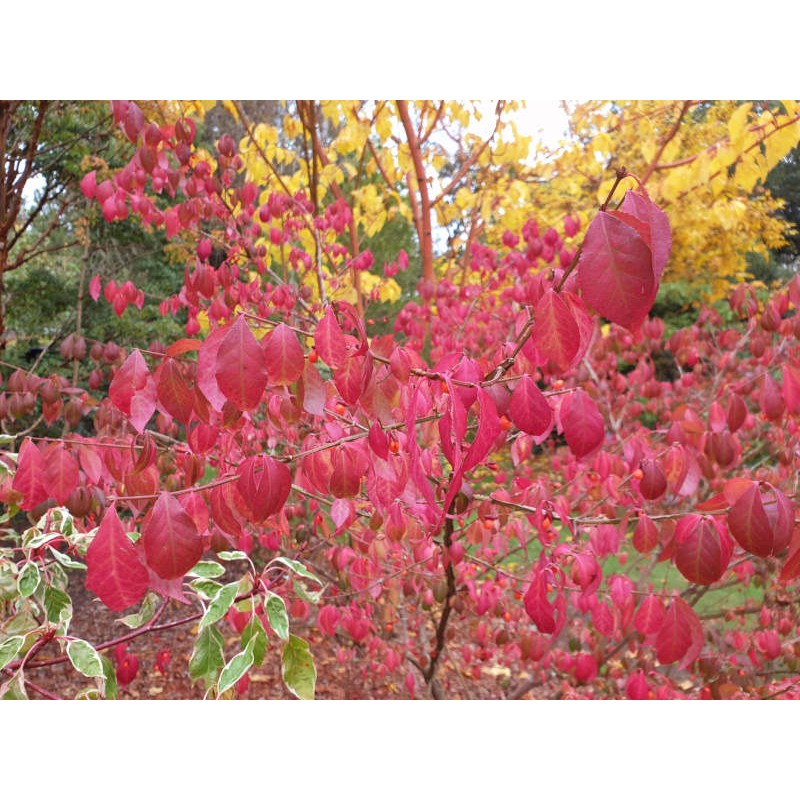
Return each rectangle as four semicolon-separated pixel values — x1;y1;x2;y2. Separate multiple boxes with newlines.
526;100;800;300
152;100;800;309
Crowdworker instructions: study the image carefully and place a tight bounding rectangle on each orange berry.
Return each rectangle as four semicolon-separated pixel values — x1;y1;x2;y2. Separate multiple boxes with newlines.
499;415;511;431
308;349;318;363
632;468;644;481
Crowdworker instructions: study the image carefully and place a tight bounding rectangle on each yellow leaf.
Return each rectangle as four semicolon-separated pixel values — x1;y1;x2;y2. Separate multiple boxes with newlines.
764;121;800;171
728;102;752;147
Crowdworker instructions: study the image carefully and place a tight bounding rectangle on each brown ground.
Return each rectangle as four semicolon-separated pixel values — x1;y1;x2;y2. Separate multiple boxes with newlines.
26;572;519;700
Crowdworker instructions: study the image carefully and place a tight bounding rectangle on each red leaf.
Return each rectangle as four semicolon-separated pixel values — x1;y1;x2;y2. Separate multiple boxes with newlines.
655;597;692;664
638;459;667;500
42;443;80;506
142;492;203;580
560;389;604;459
634;594;666;636
156;358;194;424
300;362;328;417
263;323;304;386
85;505;149;611
315;306;347;369
674;514;733;585
523;568;557;634
80;171;97;200
728;483;791;557
577;210;655;330
196;325;229;412
632;514;659;554
109;349;157;434
508;377;553;441
526;289;580;371
618;189;672;280
236;455;292;521
11;439;49;511
462;388;503;472
779;529;800;583
329;442;370;498
334;350;372;405
165;338;202;358
215;316;267;411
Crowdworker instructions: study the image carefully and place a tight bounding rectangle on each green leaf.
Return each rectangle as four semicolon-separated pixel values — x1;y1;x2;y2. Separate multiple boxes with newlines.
217;638;256;694
281;635;316;700
117;592;159;629
294;581;324;605
17;561;40;598
42;585;72;627
199;582;240;630
47;546;86;571
189;625;225;687
241;616;268;667
67;639;104;679
0;669;28;700
101;655;118;699
0;636;24;670
272;556;323;586
187;560;227;579
189;578;223;601
264;591;290;641
217;550;249;561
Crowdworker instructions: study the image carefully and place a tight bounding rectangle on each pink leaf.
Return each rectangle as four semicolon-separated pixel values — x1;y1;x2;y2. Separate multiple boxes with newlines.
560;389;605;459
263;323;305;386
42;443;80;506
109;350;157;434
88;274;102;302
618;189;672;281
508;375;553;438
656;597;700;665
315;306;347;369
634;593;666;636
526;289;580;371
11;439;48;511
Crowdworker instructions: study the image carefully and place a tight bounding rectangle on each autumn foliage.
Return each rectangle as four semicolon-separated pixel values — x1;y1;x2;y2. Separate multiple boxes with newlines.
2;100;800;700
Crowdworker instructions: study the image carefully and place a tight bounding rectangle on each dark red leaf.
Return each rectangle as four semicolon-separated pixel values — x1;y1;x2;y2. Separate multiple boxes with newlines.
86;505;149;611
142;492;203;580
577;210;655;330
655;597;695;665
236;455;292;521
674;514;733;585
215;315;268;411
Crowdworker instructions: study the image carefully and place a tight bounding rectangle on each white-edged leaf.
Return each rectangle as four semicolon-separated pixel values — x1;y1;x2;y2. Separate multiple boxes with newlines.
67;639;104;678
281;635;316;700
199;582;240;630
0;636;24;670
217;638;256;694
264;591;290;640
